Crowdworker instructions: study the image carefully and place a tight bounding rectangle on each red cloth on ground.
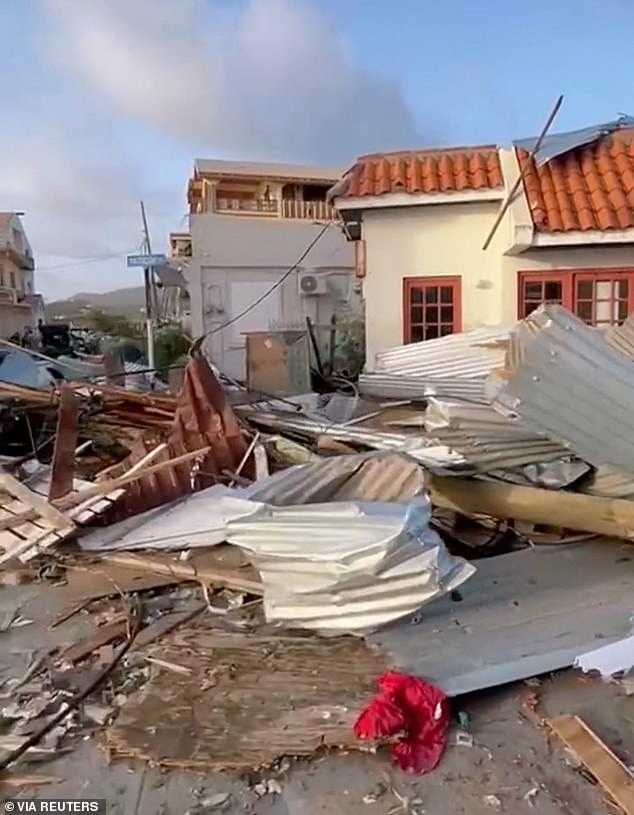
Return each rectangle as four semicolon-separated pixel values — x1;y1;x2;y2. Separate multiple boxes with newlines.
353;671;450;774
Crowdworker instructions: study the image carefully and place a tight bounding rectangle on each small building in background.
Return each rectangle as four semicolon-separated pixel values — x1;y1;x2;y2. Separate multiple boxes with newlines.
332;118;634;368
174;159;356;381
0;213;44;339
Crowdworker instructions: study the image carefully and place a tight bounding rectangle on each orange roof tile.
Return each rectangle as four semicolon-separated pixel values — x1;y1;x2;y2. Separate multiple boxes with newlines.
336;147;503;199
517;129;634;232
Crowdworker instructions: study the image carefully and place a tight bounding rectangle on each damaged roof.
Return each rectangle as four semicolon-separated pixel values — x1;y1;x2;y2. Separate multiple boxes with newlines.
517;128;634;233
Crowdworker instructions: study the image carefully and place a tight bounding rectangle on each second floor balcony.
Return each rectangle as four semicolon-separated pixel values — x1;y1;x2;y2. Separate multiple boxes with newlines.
214;195;335;221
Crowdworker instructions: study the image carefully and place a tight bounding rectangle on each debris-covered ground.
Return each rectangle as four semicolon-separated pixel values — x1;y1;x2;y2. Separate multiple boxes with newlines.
1;578;630;814
2;304;634;813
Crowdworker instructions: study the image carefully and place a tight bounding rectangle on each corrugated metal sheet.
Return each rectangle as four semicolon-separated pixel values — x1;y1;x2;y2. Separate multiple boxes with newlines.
605;314;634;359
490;305;634;475
241;410;467;470
358;374;489;403
580;464;634;500
79;453;426;552
242;452;426;505
371;327;510;377
424;398;571;471
226;497;475;633
369;540;634;696
93;355;250;523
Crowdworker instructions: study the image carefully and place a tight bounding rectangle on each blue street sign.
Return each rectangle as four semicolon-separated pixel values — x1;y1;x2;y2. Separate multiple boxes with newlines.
127;253;167;268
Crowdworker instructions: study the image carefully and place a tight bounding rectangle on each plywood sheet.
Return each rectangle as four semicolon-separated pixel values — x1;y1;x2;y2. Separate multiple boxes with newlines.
106;627;385;769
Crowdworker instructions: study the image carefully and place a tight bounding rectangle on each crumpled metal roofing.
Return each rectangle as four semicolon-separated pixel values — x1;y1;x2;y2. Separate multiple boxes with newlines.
226;496;475;633
489;304;634;476
424;398;571;472
357;374;489;403
371;327;510;377
604;314;634;359
242;452;426;505
514;116;634;166
242;410;467;470
94;355;250;523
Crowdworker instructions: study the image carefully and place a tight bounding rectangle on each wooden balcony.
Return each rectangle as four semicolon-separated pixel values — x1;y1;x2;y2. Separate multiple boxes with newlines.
282;199;334;220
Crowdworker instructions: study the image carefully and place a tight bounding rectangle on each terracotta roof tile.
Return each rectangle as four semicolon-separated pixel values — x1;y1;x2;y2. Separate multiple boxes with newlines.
517;129;634;232
336;146;503;199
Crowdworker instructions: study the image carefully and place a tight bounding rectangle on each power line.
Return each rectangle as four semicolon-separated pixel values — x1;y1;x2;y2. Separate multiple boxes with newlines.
190;221;333;354
35;248;139;272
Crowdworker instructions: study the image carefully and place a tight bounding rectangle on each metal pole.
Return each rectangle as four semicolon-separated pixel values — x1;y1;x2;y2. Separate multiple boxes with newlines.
482;94;564;251
139;201;156;371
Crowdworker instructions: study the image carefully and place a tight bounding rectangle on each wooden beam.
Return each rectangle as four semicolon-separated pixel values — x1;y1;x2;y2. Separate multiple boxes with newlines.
101;552;264;596
429;475;634;540
548;714;634;815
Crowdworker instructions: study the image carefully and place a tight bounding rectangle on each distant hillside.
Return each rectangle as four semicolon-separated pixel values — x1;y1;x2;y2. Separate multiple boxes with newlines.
46;287;147;326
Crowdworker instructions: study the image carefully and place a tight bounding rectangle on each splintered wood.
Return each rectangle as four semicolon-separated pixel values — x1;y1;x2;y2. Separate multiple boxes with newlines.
548;714;634;815
0;473;75;564
106;627;386;770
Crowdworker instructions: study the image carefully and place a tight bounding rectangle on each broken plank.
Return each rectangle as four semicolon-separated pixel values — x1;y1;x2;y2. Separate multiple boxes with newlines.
134;604;206;649
548;714;634;815
0;772;61;788
429;475;634;540
101;551;263;596
61;620;128;664
48;384;79;501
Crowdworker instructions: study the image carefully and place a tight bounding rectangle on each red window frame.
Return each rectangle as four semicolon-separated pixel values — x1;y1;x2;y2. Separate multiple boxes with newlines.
518;268;634;326
403;276;462;344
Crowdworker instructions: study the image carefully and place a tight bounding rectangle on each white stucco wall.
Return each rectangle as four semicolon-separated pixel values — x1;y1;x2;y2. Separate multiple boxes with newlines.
361;201;510;366
361;200;634;368
186;214;354;379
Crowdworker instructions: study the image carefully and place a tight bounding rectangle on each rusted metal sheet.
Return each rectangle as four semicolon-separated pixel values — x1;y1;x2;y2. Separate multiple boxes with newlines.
90;356;250;522
48;384;79;501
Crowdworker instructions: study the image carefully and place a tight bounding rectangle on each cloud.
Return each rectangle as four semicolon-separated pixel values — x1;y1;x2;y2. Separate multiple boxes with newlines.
42;0;422;162
0;0;422;299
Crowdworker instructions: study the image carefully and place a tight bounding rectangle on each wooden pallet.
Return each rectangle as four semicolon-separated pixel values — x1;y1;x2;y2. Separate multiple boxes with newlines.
0;472;76;565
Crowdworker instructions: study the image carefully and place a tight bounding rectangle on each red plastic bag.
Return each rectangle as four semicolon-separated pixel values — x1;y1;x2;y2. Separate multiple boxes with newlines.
353;671;449;774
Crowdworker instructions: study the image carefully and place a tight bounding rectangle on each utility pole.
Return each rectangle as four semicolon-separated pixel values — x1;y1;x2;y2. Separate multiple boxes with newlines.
139;200;156;371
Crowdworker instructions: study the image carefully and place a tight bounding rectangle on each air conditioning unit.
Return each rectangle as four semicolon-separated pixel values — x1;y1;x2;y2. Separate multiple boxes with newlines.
300;273;330;296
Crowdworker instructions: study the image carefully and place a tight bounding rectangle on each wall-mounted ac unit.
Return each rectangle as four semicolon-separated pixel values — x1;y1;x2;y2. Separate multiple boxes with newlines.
300;273;329;296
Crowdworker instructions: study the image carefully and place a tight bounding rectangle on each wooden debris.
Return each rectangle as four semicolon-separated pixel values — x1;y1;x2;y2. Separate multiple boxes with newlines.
429;475;634;540
548;714;634;815
61;620;128;664
0;772;61;788
101;548;264;596
48;384;79;501
134;604;206;649
106;627;386;769
0;472;76;565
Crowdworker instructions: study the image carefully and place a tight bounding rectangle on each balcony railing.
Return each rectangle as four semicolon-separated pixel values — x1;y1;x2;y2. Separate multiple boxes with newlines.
282;199;334;220
215;197;279;215
214;197;335;220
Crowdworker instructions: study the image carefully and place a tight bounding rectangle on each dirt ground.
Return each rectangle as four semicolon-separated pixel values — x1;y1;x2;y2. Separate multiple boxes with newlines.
1;580;632;815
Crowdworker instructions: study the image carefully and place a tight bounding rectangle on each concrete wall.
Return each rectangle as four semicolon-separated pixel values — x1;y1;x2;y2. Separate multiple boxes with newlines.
362;201;509;365
361;200;634;367
187;214;354;380
0;304;34;338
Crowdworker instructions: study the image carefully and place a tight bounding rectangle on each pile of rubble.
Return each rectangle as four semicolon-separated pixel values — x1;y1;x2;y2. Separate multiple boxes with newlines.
1;304;634;809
